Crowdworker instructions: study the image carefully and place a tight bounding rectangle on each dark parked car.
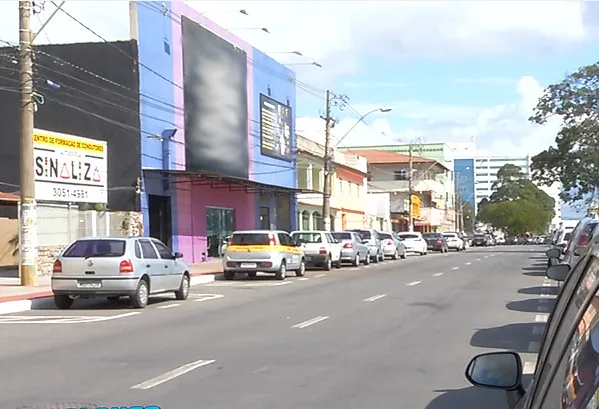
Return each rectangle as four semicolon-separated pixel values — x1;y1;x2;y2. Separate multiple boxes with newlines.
421;232;448;253
472;233;487;246
464;245;599;409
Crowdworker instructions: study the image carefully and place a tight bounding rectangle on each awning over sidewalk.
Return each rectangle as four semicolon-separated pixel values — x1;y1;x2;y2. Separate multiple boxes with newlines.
144;169;318;195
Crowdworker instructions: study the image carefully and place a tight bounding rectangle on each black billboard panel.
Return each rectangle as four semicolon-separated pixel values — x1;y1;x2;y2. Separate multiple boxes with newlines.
181;16;249;179
260;94;292;162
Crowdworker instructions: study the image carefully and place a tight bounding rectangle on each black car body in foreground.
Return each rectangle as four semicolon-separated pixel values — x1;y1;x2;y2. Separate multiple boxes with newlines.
464;246;599;408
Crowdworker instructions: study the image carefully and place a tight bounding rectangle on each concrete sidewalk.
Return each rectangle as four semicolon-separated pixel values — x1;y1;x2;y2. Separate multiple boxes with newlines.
0;260;222;314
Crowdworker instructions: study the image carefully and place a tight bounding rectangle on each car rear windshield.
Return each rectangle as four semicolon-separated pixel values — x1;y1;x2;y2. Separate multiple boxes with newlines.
331;232;351;241
564;232;572;241
352;230;372;240
230;233;271;246
292;233;322;244
62;239;126;258
379;233;393;240
401;234;421;239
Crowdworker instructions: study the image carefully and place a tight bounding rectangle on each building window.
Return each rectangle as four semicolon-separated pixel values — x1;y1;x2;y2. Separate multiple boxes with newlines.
259;207;270;230
301;210;310;230
312;211;323;230
394;169;408;180
206;207;235;258
348;182;352;195
339;179;343;193
356;185;360;197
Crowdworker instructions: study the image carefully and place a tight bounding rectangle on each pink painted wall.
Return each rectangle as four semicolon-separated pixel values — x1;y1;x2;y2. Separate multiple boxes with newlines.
174;180;255;264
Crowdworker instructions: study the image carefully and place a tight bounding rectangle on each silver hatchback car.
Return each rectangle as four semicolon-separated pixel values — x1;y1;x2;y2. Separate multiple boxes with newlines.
51;236;191;310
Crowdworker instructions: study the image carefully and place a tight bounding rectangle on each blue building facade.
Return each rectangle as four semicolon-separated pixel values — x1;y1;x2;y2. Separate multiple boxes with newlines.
454;158;476;212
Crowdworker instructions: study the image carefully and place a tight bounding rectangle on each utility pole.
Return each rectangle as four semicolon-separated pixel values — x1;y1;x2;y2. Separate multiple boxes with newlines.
19;0;38;286
407;144;413;232
322;90;333;231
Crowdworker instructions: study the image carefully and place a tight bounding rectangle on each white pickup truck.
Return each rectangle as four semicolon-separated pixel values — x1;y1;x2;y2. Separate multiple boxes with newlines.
290;231;343;270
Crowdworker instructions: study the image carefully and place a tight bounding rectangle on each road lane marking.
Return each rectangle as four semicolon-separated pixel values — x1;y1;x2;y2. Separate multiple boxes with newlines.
432;272;444;277
543;282;553;287
313;274;327;278
157;304;180;309
528;341;540;353
523;361;536;375
292;316;329;329
131;359;216;390
464;262;472;265
476;258;481;261
364;294;386;302
483;256;489;259
193;294;225;303
451;267;459;270
298;277;310;281
535;314;548;323
406;281;421;286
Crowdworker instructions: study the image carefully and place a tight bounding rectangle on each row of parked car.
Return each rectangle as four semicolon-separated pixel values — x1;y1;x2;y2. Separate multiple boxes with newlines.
463;212;599;408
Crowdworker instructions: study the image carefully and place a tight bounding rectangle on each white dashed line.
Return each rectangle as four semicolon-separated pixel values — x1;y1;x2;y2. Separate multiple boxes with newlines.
451;267;459;270
292;316;329;329
464;262;472;265
313;274;327;278
364;294;387;302
298;277;310;281
406;281;421;286
535;314;548;323
157;304;180;309
483;256;489;259
476;258;481;261
432;272;444;277
131;359;216;390
543;282;553;287
523;361;536;375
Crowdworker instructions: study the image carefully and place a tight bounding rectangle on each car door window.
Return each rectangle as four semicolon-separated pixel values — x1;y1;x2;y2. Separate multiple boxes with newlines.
134;241;142;259
277;233;290;246
152;240;174;259
325;233;335;244
534;256;599;408
139;239;159;259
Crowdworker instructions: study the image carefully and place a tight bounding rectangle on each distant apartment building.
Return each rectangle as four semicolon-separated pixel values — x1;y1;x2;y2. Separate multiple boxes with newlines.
474;155;531;204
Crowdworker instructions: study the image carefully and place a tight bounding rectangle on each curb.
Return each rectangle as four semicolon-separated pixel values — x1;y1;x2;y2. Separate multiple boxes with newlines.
0;271;218;315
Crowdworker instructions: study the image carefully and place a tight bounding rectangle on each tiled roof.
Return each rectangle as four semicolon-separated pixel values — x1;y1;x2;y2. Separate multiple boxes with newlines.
345;149;436;165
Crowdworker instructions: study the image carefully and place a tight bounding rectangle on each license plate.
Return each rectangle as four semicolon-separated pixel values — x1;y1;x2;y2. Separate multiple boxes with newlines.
240;263;257;269
77;280;101;288
305;256;312;261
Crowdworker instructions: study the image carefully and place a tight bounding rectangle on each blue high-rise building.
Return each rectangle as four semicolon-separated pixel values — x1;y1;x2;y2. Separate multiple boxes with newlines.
454;159;476;212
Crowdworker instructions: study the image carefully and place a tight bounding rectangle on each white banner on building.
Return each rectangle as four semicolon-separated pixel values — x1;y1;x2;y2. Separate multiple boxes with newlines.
33;129;108;204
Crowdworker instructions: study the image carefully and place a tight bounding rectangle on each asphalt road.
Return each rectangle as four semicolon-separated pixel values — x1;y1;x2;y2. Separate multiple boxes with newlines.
0;245;551;409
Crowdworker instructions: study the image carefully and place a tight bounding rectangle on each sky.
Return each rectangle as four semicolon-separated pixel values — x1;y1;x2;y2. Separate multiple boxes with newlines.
1;0;597;160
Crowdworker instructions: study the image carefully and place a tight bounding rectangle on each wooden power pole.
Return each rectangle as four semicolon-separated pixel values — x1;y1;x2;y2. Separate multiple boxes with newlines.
19;0;38;286
321;90;333;231
407;144;414;232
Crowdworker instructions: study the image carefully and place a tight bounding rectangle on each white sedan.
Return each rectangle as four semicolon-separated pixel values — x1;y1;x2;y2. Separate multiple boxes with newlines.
395;232;428;255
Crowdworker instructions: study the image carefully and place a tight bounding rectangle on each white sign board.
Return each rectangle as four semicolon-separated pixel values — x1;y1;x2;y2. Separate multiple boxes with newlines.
33;129;108;204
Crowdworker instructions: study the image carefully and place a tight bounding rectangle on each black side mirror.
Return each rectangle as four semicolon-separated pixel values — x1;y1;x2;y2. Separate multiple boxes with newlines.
465;351;523;391
546;247;561;259
174;252;183;259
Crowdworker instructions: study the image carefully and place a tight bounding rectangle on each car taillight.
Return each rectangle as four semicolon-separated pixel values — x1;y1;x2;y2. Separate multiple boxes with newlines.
268;233;276;246
385;239;393;246
52;260;62;274
343;243;353;249
119;259;134;274
578;234;591;247
319;248;327;255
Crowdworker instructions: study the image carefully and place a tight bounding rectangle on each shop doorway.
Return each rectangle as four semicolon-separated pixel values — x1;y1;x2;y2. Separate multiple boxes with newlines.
275;194;291;231
259;206;270;230
148;194;172;249
206;207;235;258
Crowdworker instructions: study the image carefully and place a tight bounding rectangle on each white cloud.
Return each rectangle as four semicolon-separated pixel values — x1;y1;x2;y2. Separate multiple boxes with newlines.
297;75;562;158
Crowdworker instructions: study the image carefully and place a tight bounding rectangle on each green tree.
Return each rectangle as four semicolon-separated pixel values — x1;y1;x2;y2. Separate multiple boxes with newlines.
477;164;554;234
528;63;599;202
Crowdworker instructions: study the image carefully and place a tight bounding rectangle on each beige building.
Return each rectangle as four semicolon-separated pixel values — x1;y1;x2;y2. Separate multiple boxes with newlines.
296;135;368;231
348;149;454;232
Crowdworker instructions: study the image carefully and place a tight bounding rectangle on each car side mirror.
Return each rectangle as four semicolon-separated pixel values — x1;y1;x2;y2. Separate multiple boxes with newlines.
546;247;561;259
174;252;183;259
546;263;570;282
465;351;523;391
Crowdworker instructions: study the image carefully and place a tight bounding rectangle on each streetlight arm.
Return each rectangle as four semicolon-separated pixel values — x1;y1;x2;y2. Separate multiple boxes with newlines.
333;108;391;150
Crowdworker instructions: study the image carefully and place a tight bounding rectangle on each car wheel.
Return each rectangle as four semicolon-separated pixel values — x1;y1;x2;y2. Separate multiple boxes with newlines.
54;294;73;310
248;272;257;278
324;255;332;271
393;250;399;260
400;252;407;259
378;252;384;262
276;261;287;280
224;271;235;280
130;278;149;309
174;274;190;300
295;259;306;277
335;256;342;269
372;252;379;263
364;252;371;265
353;253;360;267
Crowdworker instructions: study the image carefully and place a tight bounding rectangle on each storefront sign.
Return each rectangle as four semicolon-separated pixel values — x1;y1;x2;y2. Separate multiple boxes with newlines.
33;129;108;204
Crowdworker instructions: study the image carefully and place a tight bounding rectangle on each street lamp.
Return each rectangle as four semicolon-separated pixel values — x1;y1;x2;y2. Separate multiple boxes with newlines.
285;61;323;68
228;27;270;33
322;106;392;230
